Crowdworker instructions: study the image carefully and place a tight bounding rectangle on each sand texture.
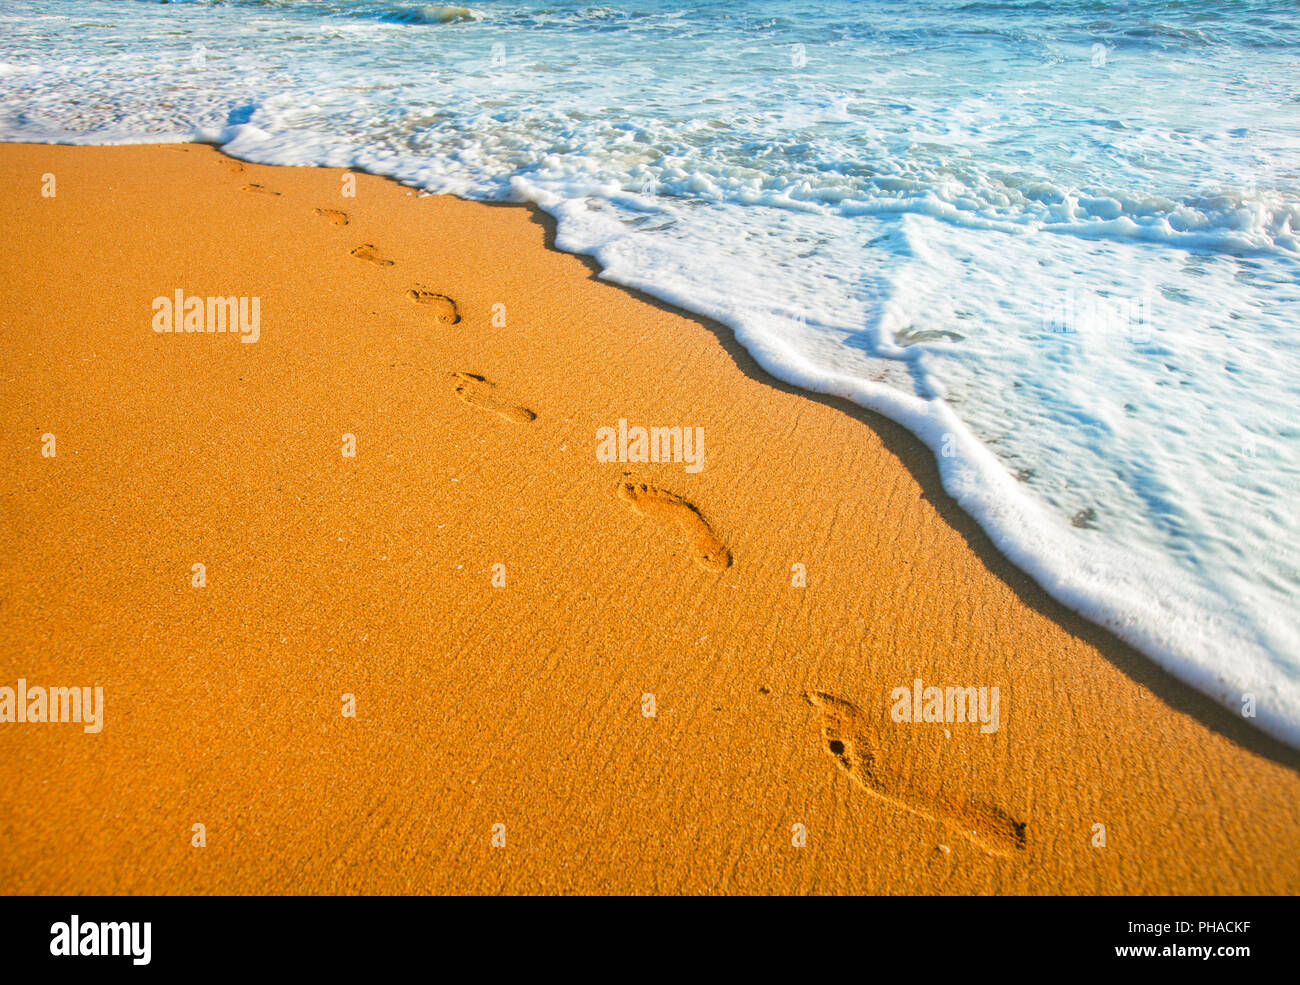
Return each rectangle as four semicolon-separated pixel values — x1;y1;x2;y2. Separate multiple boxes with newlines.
1;143;1297;894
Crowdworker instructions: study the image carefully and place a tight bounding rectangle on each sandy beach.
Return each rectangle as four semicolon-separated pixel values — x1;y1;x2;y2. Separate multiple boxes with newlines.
1;141;1297;895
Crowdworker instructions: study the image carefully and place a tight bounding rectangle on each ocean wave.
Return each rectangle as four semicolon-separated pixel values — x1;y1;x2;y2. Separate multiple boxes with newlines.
381;3;479;24
149;0;482;25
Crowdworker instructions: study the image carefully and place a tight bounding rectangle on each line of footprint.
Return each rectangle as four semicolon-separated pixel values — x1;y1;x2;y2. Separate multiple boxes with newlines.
234;160;1026;857
309;199;733;573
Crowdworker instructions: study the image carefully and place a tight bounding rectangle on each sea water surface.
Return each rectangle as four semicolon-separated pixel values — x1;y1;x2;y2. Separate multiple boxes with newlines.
2;0;1298;745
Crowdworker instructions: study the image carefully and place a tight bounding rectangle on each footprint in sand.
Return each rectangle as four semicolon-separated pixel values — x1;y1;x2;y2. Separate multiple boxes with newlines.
617;481;732;572
314;208;350;226
407;287;460;325
350;244;394;266
805;690;1027;857
218;158;245;174
241;183;279;195
450;373;536;424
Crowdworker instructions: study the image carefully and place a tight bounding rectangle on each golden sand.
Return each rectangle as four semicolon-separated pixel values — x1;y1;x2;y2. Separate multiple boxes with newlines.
0;142;1297;894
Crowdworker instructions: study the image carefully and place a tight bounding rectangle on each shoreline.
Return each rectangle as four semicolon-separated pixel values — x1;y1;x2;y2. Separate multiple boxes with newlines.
1;141;1297;893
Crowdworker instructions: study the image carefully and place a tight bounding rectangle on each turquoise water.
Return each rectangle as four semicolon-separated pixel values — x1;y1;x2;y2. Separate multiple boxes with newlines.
2;0;1299;744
